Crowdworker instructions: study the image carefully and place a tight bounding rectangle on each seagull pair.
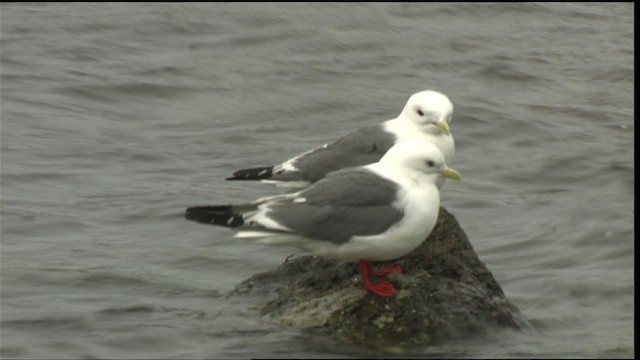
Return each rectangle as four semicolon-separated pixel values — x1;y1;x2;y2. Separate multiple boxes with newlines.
185;90;461;297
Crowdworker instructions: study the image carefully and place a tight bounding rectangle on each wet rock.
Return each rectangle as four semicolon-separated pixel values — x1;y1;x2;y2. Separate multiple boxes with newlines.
228;207;529;347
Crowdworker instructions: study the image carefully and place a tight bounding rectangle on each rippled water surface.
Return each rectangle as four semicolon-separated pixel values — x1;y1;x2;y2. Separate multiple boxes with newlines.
1;3;634;358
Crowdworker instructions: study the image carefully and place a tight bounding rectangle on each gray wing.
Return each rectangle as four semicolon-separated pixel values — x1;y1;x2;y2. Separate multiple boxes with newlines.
285;125;397;183
264;168;404;244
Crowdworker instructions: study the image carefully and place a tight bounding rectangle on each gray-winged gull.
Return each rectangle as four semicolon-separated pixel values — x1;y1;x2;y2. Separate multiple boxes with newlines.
187;140;461;297
226;90;455;188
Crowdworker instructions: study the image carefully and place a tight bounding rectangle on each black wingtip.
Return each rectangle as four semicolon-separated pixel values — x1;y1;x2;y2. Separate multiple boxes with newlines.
185;205;244;227
226;166;274;181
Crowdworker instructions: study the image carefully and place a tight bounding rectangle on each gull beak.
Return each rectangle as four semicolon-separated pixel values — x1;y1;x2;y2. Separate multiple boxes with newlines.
440;167;462;181
433;120;450;135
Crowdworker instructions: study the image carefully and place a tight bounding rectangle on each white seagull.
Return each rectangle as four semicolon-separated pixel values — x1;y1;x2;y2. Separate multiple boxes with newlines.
187;140;461;297
226;90;455;188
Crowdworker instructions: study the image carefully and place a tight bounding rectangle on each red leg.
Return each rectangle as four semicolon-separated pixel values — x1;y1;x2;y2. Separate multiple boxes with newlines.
369;263;403;276
358;260;397;297
360;260;403;276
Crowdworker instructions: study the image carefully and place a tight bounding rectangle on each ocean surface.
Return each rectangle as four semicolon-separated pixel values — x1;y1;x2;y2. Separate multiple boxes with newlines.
0;3;634;358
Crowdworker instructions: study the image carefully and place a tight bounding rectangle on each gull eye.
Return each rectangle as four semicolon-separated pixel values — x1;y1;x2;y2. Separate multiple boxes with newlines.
427;160;435;167
417;109;424;116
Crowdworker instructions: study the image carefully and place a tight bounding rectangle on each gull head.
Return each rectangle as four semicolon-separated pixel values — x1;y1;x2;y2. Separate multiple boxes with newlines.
379;140;461;182
401;90;454;135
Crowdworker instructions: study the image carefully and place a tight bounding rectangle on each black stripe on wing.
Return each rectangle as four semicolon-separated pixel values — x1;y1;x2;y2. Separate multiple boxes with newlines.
226;166;274;181
185;205;244;227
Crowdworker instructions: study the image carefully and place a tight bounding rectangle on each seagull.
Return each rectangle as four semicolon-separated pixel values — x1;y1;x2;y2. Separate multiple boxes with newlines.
226;90;455;188
187;140;461;297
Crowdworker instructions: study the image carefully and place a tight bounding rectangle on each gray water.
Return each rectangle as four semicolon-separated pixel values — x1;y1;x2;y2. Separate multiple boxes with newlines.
0;3;634;358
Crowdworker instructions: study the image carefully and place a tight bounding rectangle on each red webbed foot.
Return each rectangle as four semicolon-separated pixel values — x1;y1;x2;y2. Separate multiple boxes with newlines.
358;259;400;297
365;280;397;297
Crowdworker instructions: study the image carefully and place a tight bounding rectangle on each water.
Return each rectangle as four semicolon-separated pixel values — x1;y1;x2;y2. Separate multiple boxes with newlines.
0;3;633;358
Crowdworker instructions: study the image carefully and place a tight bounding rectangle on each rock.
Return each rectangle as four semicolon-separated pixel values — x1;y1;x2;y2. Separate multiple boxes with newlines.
227;207;529;347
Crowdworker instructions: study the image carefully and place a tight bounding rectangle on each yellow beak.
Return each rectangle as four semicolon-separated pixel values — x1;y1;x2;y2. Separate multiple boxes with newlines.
440;167;462;181
433;120;450;135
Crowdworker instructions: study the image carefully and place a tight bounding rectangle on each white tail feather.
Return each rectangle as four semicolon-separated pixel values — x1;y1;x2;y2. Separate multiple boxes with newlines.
260;179;311;189
235;231;273;238
235;231;302;246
